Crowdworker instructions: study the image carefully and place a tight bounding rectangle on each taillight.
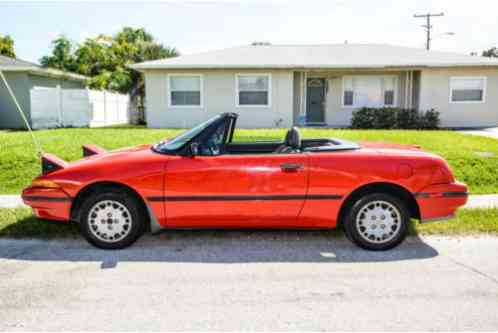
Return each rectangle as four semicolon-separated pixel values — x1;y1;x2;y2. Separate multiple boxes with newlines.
431;167;453;185
31;179;61;189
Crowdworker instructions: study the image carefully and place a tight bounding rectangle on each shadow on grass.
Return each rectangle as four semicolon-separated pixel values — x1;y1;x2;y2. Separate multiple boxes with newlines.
0;217;438;266
0;215;79;238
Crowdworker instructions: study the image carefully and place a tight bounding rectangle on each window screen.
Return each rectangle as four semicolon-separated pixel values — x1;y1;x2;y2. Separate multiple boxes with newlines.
343;76;397;107
169;75;202;106
237;75;270;106
451;77;485;102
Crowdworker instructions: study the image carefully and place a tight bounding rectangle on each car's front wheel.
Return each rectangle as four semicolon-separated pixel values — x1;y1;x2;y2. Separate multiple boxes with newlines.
343;193;410;251
79;189;145;249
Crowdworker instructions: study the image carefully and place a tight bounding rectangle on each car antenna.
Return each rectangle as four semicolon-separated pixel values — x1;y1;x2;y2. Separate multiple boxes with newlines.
0;70;44;157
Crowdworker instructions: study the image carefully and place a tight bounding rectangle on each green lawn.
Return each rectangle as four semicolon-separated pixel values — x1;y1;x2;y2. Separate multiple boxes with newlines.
1;208;497;238
1;127;498;194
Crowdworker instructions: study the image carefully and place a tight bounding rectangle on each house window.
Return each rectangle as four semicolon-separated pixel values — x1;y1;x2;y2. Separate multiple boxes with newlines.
343;78;354;106
383;77;396;106
169;75;202;107
236;74;271;107
450;77;486;103
343;76;398;107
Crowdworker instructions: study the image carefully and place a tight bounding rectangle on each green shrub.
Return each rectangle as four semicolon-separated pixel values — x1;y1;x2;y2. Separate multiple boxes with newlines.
351;107;440;129
418;109;440;129
396;109;420;129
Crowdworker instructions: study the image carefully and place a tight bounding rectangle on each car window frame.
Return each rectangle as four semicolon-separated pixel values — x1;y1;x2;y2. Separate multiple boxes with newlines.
152;114;236;156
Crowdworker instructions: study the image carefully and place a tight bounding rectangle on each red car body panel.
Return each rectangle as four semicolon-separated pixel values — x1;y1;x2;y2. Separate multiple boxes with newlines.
162;154;309;228
24;145;166;225
22;187;72;221
22;143;468;230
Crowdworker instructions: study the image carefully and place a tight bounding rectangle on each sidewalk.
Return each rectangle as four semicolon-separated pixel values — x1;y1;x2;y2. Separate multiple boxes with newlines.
2;194;498;209
0;195;26;209
459;128;498;140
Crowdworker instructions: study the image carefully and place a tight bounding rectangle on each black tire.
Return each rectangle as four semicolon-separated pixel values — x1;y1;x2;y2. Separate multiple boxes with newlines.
343;193;409;251
79;189;145;250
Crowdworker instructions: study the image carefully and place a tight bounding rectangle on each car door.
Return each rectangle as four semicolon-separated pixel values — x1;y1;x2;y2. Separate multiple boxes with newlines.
163;152;309;228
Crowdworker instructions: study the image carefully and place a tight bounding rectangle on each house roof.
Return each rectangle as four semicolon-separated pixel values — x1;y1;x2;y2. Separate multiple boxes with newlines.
130;44;498;71
0;55;87;81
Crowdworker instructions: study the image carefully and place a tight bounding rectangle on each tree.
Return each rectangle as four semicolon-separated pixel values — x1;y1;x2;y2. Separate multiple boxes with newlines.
40;27;179;95
74;35;115;77
140;43;178;62
0;34;16;58
40;36;77;71
482;47;498;58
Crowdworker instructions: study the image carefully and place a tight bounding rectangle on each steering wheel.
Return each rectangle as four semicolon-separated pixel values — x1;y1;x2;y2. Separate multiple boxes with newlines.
201;125;225;155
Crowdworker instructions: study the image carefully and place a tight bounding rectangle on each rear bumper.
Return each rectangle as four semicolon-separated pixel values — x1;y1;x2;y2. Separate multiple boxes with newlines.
415;182;468;223
22;186;72;222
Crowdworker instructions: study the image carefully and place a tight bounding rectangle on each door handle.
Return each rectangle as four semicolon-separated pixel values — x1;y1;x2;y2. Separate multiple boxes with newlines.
280;163;303;171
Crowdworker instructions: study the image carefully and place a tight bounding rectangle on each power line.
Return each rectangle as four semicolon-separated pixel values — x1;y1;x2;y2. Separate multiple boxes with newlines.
413;12;444;50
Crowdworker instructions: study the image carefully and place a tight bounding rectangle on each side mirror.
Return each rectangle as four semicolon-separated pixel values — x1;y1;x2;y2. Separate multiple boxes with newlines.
189;142;199;156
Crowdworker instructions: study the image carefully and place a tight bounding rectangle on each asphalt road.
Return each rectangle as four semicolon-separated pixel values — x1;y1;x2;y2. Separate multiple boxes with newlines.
1;232;498;331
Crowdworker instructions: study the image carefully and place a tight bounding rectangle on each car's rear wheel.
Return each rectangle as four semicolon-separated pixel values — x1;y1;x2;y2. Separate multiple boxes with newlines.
79;190;145;249
343;193;409;251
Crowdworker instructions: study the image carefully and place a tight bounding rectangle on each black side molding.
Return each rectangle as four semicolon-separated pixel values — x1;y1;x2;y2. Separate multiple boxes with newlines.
414;192;468;199
442;192;469;198
22;195;72;202
147;194;343;202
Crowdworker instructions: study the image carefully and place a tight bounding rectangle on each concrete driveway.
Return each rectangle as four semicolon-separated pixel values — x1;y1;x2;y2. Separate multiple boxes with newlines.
1;232;498;331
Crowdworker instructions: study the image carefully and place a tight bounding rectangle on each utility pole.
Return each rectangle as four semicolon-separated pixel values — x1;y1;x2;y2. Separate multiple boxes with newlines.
413;12;444;50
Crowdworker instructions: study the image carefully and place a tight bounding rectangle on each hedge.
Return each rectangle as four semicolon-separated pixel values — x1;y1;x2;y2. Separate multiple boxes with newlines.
351;107;440;129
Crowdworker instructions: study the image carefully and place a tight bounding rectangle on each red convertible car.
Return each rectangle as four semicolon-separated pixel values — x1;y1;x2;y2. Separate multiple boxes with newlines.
22;113;468;250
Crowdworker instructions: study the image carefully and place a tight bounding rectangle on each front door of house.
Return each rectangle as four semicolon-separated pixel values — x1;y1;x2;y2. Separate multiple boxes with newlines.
306;78;325;124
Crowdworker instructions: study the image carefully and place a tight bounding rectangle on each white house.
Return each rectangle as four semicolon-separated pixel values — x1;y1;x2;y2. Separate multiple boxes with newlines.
130;44;498;128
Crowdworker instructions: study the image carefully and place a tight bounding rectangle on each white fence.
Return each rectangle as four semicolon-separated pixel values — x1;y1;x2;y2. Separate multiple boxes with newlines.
30;87;130;129
88;90;130;127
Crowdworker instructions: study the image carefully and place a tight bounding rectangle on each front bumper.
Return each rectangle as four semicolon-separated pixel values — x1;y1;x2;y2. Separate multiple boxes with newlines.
22;186;72;221
415;181;468;223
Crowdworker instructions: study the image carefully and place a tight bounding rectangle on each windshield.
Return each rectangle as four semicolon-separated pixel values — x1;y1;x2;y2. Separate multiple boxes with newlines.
153;115;222;152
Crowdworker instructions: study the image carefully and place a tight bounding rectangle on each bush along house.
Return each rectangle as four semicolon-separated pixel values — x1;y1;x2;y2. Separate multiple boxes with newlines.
130;44;498;128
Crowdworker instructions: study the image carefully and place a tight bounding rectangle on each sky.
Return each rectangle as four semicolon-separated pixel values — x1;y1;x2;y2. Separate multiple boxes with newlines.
1;0;498;63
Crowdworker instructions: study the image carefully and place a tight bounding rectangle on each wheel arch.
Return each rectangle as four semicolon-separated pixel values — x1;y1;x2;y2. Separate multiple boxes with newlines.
70;181;151;231
337;182;420;227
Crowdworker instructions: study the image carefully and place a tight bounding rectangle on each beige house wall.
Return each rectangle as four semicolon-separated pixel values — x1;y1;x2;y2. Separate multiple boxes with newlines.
144;69;293;128
418;67;498;128
143;67;498;129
